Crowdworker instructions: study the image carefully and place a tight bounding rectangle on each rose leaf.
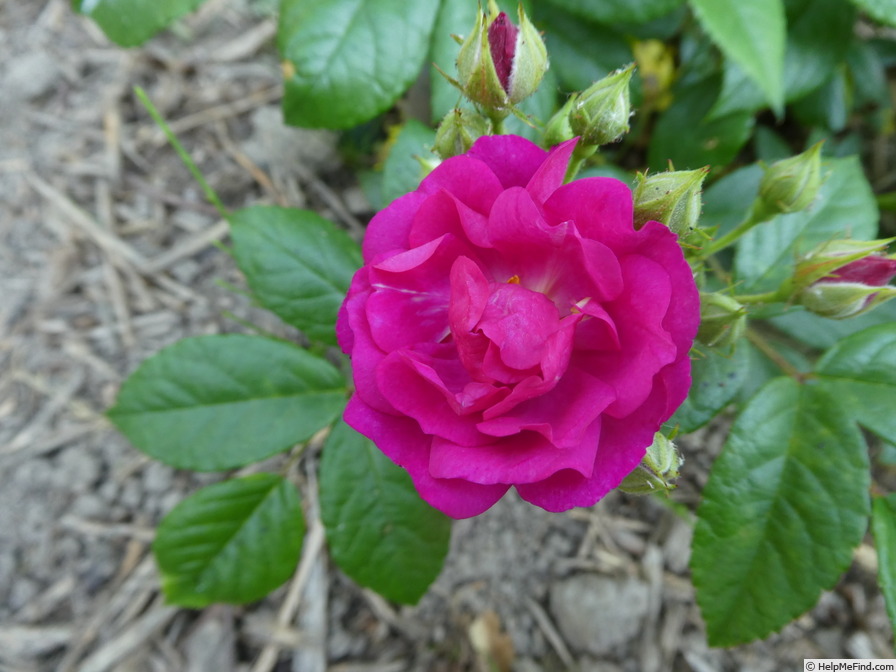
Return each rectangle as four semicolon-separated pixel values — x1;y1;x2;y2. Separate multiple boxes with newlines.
320;420;452;605
154;474;304;607
691;376;870;646
108;334;347;470
229;206;362;346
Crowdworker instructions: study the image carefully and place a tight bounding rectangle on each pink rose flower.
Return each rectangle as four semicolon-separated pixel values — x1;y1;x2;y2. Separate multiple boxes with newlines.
337;135;699;518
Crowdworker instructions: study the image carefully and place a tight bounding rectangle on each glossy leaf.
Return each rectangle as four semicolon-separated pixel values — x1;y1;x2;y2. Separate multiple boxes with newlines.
108;335;347;470
381;120;436;206
230;206;362;345
783;0;856;101
648;77;755;171
543;0;686;25
154;474;304;607
815;323;896;445
692;377;870;646
538;7;633;92
279;0;440;128
771;302;896;351
850;0;896;26
734;156;878;293
689;0;786;113
320;421;452;604
671;346;749;433
872;495;896;642
72;0;207;46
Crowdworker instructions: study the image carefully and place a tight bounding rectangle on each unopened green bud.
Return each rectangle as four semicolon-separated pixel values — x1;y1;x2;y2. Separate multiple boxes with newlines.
801;282;896;320
633;166;709;234
696;292;746;350
433;108;490;159
758;141;824;216
543;94;577;147
569;64;635;147
619;433;682;495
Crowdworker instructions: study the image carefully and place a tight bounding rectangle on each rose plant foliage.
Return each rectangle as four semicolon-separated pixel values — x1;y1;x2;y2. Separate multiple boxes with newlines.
338;135;698;517
91;0;896;655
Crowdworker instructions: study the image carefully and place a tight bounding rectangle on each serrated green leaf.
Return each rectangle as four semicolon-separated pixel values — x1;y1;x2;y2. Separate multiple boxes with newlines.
648;76;755;171
670;346;749;433
850;0;896;25
771;302;896;351
320;421;452;604
872;494;896;641
544;0;685;25
692;377;870;646
689;0;786;113
229;206;362;345
381;120;437;206
734;156;878;293
108;335;346;470
783;0;857;101
279;0;440;128
154;474;304;607
815;323;896;445
72;0;207;46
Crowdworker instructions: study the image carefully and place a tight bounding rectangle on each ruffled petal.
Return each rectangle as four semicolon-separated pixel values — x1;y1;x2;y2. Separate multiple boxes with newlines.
466;134;549;189
362;191;426;262
429;417;601;485
344;397;509;518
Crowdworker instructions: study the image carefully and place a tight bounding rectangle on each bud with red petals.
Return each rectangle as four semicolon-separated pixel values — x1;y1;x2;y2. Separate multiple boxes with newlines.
800;254;896;319
455;3;548;116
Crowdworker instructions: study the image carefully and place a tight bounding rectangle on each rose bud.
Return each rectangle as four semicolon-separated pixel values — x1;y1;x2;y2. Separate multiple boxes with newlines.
757;141;824;217
433;108;491;159
696;292;747;350
456;2;548;114
619;433;682;495
569;64;635;147
799;254;896;319
793;238;896;290
633;166;710;234
543;94;577;147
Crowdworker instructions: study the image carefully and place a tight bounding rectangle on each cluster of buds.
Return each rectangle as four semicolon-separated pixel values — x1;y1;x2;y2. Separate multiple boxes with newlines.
619;433;683;495
794;239;896;319
454;1;548;118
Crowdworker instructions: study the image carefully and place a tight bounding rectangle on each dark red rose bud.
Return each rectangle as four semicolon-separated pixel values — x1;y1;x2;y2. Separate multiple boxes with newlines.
488;12;518;94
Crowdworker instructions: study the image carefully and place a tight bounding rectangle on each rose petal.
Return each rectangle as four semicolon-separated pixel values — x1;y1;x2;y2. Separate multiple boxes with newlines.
419;155;504;214
526;137;578;203
465;134;549;189
344;396;509;518
430;418;601;485
362;191;426;262
477;367;615;448
543;177;637;250
515;412;655;512
378;350;489;446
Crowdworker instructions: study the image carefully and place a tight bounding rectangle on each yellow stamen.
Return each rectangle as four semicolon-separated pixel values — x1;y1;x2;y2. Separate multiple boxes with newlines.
507;274;521;284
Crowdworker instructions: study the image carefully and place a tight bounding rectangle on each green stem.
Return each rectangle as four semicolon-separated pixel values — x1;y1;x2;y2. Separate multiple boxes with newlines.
564;142;598;184
745;328;807;382
134;86;228;218
698;198;772;259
